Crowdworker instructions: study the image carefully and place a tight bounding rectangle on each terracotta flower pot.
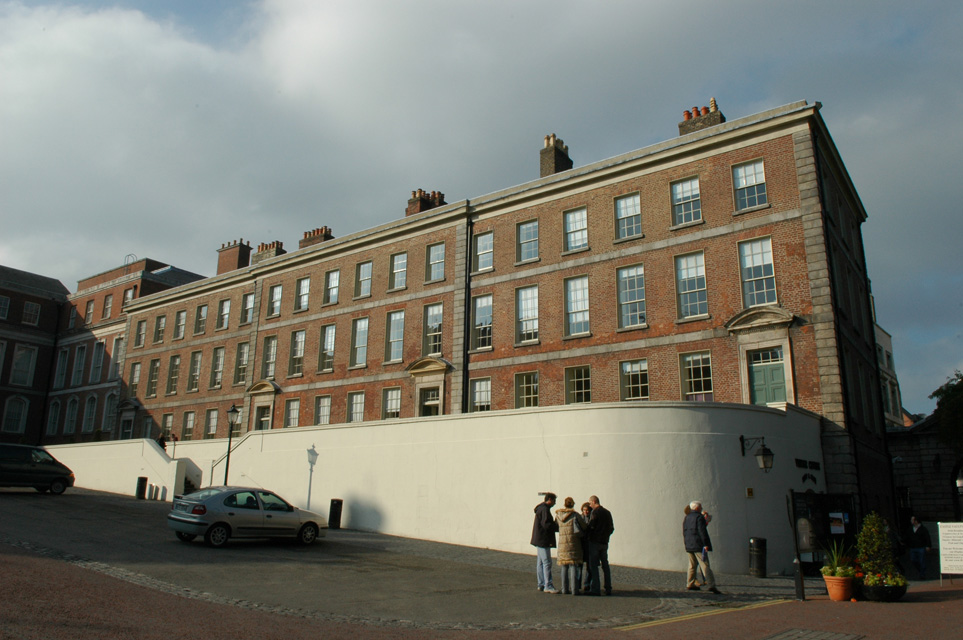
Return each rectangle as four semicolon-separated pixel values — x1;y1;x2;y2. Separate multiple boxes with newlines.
823;575;854;601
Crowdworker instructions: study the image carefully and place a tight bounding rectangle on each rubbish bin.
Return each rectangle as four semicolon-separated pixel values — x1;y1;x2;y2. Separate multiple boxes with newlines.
329;498;343;530
749;537;767;577
135;476;148;500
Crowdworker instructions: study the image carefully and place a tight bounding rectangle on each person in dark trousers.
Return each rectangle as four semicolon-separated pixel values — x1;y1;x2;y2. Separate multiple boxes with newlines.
579;502;593;593
908;515;932;579
683;500;720;594
585;495;614;596
531;493;559;593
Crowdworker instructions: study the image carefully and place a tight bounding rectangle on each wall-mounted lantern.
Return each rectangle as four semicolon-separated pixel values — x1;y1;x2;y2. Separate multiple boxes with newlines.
740;435;774;473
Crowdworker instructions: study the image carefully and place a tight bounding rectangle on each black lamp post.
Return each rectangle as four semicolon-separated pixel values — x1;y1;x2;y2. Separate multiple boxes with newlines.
224;404;241;486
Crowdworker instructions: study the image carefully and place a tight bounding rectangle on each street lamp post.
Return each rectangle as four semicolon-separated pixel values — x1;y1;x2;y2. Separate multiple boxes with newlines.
224;404;241;486
306;445;319;510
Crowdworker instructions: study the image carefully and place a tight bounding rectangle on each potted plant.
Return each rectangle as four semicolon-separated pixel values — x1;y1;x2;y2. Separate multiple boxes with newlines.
855;512;908;602
821;539;856;601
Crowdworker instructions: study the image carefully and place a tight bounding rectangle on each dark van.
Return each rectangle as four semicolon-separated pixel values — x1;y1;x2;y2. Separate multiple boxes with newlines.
0;444;75;494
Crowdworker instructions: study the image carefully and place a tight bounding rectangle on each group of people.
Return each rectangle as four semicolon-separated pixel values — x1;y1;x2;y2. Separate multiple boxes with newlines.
531;494;722;596
530;493;614;595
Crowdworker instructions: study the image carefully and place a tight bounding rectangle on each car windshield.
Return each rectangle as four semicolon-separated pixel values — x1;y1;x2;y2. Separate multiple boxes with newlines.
31;450;55;463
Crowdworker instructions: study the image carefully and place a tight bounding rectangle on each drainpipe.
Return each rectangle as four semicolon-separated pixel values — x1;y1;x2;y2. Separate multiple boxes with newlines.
461;200;473;414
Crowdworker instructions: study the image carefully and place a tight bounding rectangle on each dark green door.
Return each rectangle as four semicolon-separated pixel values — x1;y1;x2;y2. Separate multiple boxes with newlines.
749;347;787;405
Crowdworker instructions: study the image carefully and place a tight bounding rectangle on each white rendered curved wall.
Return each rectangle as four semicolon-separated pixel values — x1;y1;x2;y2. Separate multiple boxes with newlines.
51;402;824;575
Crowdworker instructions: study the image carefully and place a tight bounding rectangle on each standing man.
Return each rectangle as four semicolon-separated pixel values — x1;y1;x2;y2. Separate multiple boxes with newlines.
908;515;932;579
585;495;615;596
531;493;559;593
683;501;720;594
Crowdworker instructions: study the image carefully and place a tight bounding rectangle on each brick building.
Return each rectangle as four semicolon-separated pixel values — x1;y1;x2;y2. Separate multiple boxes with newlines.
48;99;893;514
0;265;69;442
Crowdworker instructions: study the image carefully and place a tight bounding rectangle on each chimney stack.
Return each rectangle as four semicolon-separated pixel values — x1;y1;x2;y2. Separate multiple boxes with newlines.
406;189;447;216
216;239;252;275
252;240;286;265
540;133;573;177
299;225;335;249
678;97;725;136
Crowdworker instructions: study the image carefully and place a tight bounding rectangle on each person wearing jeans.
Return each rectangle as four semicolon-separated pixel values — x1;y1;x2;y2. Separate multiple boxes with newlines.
530;493;559;593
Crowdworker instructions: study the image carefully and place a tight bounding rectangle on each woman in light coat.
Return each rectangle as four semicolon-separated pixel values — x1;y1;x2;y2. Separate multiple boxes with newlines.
554;496;587;595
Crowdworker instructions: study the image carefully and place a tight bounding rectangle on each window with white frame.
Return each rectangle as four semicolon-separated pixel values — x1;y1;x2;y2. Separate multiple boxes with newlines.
161;414;173;438
70;345;86;386
182;411;195;439
314;396;331;425
289;331;305;375
22;301;40;326
110;337;123;380
205;409;218;438
419;388;440;416
383;388;401;419
564;276;590;336
426;243;445;281
681;352;713;401
385;311;404;362
188;352;202;391
82;396;97;432
267;285;282;316
473;232;493;272
210;346;225;388
469;378;491;412
262;336;278;379
284;398;300;428
739;237;777;307
145;359;160;397
423;303;443;356
129;362;141;397
166;355;180;394
47;400;60;435
620;359;649;400
617;264;646;328
350;318;368;367
347;392;365;423
134;320;146;347
173;310;186;339
68;307;76;328
123;288;134;304
217;299;231;329
389;253;407;289
515;371;539;408
733;160;767;210
319;325;335;371
64;398;78;434
241;293;255;324
2;396;27;434
676;252;708;318
90;341;105;383
355;261;372;298
516;285;539;343
295;277;310;311
0;296;8;319
516;220;538;262
471;294;493;350
234;342;249;385
154;316;166;342
194;305;208;334
565;366;591;404
324;270;340;304
84;300;95;324
103;394;117;432
671;177;701;226
615;193;641;239
54;348;68;388
564;208;588;252
102;294;113;319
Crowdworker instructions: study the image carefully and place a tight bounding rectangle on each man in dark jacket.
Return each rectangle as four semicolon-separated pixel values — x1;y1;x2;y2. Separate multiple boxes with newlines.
531;493;558;593
683;500;720;593
908;515;932;579
585;495;614;596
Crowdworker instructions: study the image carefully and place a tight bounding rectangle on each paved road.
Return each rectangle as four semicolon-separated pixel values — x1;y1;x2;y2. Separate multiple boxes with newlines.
1;488;960;639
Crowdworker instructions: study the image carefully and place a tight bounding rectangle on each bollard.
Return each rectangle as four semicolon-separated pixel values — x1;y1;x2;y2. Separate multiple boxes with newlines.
749;537;767;577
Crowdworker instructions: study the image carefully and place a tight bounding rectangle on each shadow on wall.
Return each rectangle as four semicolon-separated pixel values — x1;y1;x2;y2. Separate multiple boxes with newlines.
343;494;384;531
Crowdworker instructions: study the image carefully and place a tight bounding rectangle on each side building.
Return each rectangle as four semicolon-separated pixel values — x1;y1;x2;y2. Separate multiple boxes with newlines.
117;100;892;514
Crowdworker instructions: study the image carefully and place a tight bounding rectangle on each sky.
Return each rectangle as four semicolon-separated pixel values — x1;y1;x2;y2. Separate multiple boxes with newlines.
1;0;961;415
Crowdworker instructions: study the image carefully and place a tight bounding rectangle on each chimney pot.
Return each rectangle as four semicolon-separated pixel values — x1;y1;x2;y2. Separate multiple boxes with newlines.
701;106;709;116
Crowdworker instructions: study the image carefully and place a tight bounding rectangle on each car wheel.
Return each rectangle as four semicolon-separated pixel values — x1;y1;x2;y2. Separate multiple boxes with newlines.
297;523;319;545
175;531;197;543
204;523;230;548
49;479;67;495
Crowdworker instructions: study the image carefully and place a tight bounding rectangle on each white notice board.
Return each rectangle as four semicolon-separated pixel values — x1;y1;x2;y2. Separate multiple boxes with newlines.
938;522;963;575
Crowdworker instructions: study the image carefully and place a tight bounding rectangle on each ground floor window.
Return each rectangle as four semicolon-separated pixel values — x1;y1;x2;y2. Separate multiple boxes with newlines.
681;352;713;402
565;366;591;404
515;372;539;408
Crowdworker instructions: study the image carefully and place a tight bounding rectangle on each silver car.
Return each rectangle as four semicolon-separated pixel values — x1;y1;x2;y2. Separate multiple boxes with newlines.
167;486;328;548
